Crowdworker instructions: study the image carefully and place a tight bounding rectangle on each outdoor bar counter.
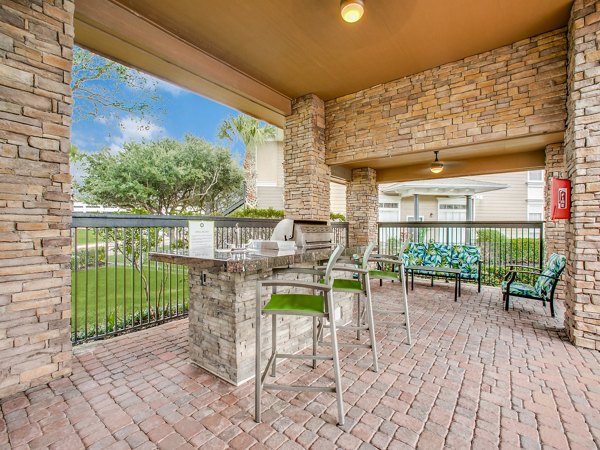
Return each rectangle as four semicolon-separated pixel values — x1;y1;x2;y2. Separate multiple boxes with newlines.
150;247;354;385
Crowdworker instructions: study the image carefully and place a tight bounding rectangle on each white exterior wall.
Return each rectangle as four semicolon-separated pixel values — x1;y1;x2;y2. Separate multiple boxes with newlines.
330;182;347;216
256;138;285;209
473;172;529;221
379;171;544;222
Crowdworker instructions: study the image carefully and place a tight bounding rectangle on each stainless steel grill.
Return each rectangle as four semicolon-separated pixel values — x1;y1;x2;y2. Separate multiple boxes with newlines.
287;219;333;249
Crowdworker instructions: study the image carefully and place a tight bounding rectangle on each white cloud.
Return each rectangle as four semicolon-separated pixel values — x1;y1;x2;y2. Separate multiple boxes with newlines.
118;116;165;143
94;116;110;124
105;116;166;154
133;72;187;97
155;78;187;96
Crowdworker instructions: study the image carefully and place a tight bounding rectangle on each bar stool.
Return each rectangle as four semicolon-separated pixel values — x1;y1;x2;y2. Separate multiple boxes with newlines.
255;244;346;425
329;242;379;372
368;244;412;345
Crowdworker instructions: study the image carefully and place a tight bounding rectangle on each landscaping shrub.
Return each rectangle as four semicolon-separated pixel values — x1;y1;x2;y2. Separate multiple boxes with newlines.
230;207;284;219
230;208;346;221
72;302;188;342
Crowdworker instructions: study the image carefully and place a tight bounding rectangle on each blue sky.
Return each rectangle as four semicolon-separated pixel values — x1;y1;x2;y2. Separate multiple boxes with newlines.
71;71;247;163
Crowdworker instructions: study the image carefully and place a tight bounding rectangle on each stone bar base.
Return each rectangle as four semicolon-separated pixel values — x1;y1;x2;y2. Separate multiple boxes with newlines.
188;266;354;385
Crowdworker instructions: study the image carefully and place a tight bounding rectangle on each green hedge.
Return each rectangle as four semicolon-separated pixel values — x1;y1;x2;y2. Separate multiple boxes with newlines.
230;208;346;221
230;207;284;219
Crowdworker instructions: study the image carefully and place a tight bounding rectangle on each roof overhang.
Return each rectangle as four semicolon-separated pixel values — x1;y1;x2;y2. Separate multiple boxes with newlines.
74;0;292;127
74;0;572;126
332;132;562;182
381;180;508;197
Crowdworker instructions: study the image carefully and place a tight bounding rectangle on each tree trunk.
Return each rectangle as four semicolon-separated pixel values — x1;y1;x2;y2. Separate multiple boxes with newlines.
243;146;257;209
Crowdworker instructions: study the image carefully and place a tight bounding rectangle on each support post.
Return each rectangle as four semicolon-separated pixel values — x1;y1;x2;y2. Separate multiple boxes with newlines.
283;94;330;221
0;0;74;398
563;0;600;349
346;168;378;248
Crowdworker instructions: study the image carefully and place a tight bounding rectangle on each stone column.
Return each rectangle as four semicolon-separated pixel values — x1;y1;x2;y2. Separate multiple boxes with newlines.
283;94;330;220
346;168;378;248
0;0;74;396
544;143;566;301
564;0;600;349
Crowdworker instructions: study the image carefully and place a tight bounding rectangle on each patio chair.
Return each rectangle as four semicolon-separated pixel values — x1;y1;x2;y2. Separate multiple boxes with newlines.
502;253;566;317
368;243;412;345
329;242;379;372
255;244;346;426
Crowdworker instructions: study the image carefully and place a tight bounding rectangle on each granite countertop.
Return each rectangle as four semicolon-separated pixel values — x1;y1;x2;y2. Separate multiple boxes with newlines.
149;247;335;273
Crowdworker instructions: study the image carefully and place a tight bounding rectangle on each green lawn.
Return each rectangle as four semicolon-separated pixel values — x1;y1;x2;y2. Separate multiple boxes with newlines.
71;264;187;336
74;228;99;246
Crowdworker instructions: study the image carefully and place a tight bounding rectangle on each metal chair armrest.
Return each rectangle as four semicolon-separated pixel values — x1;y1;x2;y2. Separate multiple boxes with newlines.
504;270;518;286
258;280;331;292
370;253;398;259
368;257;403;266
331;265;369;274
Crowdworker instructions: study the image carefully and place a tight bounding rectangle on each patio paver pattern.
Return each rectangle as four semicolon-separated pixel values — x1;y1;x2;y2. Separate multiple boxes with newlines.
1;283;599;450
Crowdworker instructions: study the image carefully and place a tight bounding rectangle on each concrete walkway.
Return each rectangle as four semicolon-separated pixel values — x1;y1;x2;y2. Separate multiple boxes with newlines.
1;282;599;449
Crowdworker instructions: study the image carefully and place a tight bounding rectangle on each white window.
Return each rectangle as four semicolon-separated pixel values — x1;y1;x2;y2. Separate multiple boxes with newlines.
527;200;544;221
406;216;424;222
379;202;400;222
528;170;544;182
437;198;467;222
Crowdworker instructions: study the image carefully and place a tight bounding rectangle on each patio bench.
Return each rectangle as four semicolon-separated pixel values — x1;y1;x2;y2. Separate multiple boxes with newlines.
401;242;482;300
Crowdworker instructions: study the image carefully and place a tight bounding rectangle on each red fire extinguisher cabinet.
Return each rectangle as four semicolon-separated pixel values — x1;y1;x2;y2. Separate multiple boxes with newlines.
551;178;570;220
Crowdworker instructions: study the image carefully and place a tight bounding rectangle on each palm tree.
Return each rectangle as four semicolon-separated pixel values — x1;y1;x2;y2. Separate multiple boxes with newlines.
218;115;276;209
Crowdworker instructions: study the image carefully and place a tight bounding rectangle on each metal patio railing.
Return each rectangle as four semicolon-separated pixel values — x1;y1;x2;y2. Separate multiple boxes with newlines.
71;214;349;344
377;221;544;287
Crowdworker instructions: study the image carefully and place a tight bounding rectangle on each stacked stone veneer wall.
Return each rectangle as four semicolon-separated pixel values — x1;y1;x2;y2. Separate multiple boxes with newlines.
544;143;567;301
0;0;73;396
325;29;567;164
564;0;600;350
283;94;330;221
346;168;378;248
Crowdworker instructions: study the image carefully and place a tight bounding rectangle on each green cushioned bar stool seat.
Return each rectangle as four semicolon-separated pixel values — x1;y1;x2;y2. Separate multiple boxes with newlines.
368;270;397;280
332;278;363;293
263;293;325;315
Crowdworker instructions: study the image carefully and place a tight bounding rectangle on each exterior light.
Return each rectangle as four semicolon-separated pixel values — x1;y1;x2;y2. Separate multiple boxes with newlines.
430;151;444;174
341;0;364;23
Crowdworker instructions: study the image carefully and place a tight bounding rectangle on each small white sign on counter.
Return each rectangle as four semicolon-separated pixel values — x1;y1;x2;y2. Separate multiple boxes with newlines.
189;221;215;257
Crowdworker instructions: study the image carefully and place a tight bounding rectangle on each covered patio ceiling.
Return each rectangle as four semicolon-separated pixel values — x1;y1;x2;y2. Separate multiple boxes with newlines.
75;0;572;124
74;0;571;181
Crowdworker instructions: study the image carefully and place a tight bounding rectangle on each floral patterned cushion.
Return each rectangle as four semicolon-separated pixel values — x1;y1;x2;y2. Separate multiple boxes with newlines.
427;243;452;268
402;242;427;266
501;280;539;298
533;253;566;299
400;242;480;280
450;245;481;279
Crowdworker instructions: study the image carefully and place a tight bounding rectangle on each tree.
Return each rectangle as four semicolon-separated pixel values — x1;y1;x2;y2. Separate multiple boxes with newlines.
77;136;244;215
217;115;276;208
72;46;161;123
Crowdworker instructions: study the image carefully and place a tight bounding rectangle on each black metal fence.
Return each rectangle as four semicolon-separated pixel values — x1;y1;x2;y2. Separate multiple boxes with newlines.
378;221;544;286
71;214;349;344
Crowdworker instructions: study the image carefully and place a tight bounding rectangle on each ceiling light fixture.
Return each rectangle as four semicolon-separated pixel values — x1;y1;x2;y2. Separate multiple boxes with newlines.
430;151;444;174
341;0;364;23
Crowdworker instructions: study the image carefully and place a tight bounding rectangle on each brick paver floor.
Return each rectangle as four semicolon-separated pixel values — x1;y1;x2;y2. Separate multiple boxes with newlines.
1;282;599;449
